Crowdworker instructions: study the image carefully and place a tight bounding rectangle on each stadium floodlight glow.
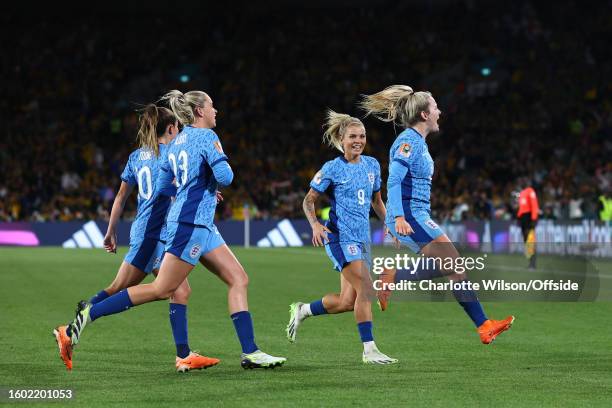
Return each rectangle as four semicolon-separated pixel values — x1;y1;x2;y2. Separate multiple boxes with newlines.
180;75;190;83
481;67;491;76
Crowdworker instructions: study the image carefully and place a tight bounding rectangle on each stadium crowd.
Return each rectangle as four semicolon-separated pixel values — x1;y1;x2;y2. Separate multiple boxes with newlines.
1;1;610;223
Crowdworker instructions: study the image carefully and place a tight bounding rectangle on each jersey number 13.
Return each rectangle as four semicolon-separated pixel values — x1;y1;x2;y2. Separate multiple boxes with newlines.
168;151;189;187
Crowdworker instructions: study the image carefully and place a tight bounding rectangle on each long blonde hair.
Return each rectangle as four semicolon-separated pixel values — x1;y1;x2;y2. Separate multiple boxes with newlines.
160;90;209;125
136;104;176;156
322;110;364;152
359;85;431;128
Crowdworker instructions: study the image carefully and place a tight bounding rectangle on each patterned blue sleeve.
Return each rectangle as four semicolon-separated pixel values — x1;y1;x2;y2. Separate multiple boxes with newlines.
391;138;422;168
309;161;334;194
388;160;408;217
120;155;136;186
373;159;382;193
202;130;229;167
212;161;234;187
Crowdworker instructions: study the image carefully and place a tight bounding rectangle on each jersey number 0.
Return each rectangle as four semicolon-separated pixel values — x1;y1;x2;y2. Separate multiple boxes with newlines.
137;166;152;200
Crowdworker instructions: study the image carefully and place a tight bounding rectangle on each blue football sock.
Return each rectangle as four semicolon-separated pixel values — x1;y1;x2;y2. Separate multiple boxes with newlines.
357;321;374;343
89;290;110;305
309;299;328;316
452;284;488;327
89;289;134;322
169;303;190;358
231;311;258;354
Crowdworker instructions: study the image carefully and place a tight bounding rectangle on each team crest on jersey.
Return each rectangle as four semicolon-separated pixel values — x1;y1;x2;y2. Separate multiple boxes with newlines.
189;244;202;259
214;141;224;153
368;172;375;187
313;171;323;184
398;143;411;158
346;244;359;256
425;220;439;230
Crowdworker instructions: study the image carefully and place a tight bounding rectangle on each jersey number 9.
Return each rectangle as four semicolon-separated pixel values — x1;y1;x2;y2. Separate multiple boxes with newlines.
168;151;189;187
137;166;153;200
357;189;365;205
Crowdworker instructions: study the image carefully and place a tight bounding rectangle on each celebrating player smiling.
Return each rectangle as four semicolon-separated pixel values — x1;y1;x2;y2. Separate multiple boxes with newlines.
286;110;397;364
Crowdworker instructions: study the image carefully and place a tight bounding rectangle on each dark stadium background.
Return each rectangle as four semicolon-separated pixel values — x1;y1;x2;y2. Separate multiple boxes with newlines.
2;0;610;224
1;2;611;407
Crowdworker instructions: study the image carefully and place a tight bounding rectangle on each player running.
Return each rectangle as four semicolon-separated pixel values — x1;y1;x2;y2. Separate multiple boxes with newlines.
53;105;217;372
360;85;514;344
66;90;286;369
286;110;397;364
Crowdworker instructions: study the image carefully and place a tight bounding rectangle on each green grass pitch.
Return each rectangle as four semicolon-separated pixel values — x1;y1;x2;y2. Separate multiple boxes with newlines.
1;247;611;407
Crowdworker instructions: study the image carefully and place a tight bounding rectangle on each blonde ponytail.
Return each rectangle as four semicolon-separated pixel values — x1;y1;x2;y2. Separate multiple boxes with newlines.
322;110;363;152
136;104;177;156
160;89;209;126
137;104;160;156
360;85;431;127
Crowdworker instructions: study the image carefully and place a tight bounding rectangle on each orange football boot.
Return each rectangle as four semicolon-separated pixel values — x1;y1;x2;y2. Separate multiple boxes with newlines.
53;325;73;370
376;269;397;311
478;316;515;344
175;352;220;373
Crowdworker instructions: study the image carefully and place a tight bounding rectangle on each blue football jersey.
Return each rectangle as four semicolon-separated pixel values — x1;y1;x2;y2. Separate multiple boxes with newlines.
120;144;172;241
310;155;381;244
386;128;434;220
158;126;228;227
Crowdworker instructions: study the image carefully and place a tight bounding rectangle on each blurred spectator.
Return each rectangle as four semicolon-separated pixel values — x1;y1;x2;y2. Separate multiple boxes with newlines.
1;1;610;223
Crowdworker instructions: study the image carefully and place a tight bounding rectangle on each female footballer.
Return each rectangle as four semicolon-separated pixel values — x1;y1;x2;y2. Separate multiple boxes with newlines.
54;105;215;372
286;110;397;364
360;85;514;344
65;91;286;370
